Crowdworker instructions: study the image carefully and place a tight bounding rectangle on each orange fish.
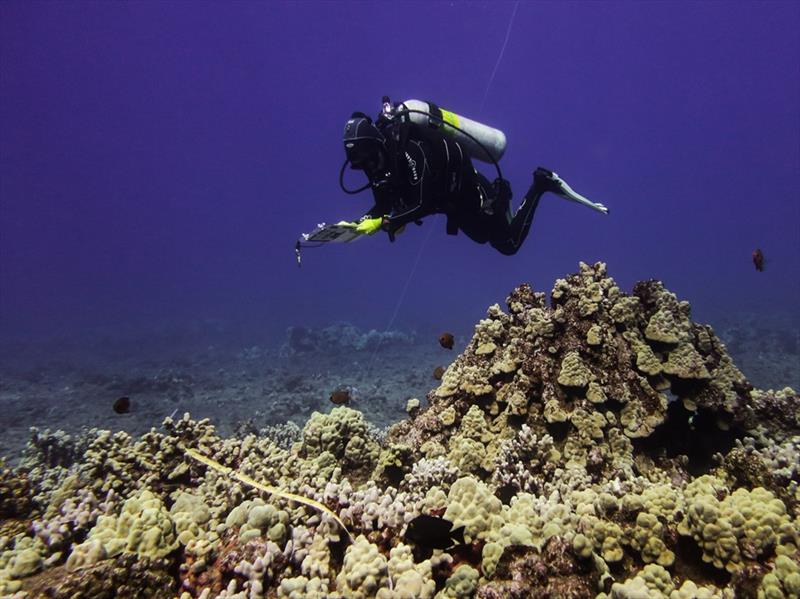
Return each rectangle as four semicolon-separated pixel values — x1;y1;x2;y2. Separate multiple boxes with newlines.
439;333;454;350
752;248;764;272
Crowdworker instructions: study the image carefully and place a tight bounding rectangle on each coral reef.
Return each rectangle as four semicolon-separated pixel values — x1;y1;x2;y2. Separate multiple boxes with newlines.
1;262;798;599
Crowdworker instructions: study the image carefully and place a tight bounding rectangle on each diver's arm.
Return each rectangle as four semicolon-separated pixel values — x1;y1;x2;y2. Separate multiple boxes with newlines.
380;205;426;241
352;121;427;238
338;177;396;235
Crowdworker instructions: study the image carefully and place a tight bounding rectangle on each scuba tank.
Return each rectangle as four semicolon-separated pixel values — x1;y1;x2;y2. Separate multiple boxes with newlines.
397;99;507;164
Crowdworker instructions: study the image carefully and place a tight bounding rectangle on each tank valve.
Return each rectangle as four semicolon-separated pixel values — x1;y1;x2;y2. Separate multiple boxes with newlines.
381;95;395;120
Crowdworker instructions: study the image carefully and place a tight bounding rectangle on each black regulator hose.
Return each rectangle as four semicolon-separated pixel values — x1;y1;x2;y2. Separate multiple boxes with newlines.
339;159;372;194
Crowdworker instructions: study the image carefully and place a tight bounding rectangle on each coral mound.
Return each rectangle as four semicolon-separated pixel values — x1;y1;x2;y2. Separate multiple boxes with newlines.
1;262;798;599
391;261;761;469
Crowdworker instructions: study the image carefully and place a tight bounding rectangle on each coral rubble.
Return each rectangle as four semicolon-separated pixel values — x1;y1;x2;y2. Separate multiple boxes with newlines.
1;262;798;598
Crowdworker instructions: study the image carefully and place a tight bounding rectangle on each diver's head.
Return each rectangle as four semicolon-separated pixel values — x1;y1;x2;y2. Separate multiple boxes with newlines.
343;113;385;171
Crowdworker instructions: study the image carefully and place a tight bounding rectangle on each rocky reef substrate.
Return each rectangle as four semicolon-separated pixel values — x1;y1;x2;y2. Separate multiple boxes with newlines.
1;262;798;598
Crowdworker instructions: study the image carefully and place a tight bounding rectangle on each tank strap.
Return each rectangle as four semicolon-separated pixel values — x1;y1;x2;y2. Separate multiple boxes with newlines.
425;101;443;129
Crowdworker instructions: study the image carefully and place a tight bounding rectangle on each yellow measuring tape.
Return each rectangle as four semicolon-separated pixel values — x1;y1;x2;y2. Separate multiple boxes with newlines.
185;448;353;543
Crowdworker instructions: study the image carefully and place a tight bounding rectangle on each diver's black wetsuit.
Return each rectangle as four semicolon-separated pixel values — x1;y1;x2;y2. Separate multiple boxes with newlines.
360;120;544;256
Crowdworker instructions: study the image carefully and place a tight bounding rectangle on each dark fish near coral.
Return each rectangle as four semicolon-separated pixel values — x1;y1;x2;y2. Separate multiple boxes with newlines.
433;366;445;380
439;332;455;350
113;396;130;414
403;514;465;550
330;385;358;405
752;248;765;272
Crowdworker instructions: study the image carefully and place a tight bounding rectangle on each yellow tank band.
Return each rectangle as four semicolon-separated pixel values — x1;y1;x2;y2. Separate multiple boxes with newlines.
440;109;460;135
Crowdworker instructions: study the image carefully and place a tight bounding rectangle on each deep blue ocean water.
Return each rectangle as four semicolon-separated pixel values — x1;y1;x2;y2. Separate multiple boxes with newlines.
1;1;798;451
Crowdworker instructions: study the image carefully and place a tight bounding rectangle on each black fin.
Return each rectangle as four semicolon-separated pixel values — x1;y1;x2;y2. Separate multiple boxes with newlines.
450;525;466;546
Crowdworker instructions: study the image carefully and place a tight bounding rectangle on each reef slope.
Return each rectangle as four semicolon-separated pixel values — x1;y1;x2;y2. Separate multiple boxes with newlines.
1;262;798;599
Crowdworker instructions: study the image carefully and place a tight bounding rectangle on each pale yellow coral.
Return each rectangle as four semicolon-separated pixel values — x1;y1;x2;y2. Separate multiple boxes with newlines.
572;533;594;558
645;308;683;344
641;484;682;522
444;477;504;543
587;324;602;346
587;382;607;404
679;479;793;573
378;543;436;599
302;407;379;471
439;407;457;427
604;564;675;598
577;281;604;317
663;343;711;380
670;580;727;599
629;512;675;567
334;536;389;598
447;437;485;473
481;542;504;577
571;408;607;440
758;554;800;599
523;307;556;337
619;385;667;438
591;519;625;562
458;365;493;396
459;405;492;443
435;564;479;599
66;489;178;571
610;295;641;325
544;398;569;423
558;351;591;388
476;342;496;355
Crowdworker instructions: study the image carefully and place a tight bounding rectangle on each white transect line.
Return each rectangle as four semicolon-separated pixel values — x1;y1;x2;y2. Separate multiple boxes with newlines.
363;4;520;378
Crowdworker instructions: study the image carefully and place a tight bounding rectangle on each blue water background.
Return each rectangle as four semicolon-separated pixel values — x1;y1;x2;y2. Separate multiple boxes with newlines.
1;1;798;351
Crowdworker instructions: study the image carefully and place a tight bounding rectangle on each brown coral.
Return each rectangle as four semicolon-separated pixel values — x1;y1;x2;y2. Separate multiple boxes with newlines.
388;262;762;483
476;537;598;599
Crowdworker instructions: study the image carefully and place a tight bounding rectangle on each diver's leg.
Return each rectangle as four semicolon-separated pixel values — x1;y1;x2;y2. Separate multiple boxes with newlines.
489;168;607;255
489;178;542;256
451;173;495;245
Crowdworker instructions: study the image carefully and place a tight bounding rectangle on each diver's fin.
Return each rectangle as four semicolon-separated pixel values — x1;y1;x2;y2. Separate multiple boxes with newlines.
534;167;609;215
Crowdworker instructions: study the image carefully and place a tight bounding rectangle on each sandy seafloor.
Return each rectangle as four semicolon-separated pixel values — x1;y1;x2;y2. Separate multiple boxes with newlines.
0;321;445;464
0;310;797;465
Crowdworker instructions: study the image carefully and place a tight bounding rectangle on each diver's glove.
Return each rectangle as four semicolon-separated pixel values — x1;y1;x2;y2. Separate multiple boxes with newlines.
355;216;383;235
335;217;383;235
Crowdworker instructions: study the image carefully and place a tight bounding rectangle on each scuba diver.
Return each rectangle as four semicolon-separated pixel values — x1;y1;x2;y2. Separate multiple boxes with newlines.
336;98;608;256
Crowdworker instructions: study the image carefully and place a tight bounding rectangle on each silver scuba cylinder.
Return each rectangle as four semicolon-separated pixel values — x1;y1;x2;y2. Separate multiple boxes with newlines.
399;99;507;164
